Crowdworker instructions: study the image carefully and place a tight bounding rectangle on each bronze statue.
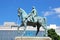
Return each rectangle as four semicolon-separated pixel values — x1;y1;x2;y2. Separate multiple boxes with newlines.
18;6;47;36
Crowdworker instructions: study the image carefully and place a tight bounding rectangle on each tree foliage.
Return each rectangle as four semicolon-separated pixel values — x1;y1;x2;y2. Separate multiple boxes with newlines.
48;29;60;40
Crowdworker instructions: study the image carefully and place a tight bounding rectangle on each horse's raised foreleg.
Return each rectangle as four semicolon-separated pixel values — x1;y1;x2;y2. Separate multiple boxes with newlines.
22;21;27;36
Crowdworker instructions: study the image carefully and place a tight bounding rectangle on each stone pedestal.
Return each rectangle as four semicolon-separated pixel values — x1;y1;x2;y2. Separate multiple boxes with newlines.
15;36;51;40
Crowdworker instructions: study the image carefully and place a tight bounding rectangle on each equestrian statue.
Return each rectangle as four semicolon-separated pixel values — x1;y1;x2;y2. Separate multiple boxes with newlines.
18;6;47;37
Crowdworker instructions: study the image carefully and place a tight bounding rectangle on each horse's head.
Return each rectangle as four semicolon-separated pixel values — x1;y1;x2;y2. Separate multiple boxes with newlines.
18;8;27;20
18;8;23;17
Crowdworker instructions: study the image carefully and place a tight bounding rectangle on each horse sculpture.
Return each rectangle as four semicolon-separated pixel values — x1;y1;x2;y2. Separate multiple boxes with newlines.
18;8;47;36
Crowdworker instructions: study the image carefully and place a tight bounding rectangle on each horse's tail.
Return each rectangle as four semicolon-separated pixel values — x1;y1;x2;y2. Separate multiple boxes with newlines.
43;17;46;21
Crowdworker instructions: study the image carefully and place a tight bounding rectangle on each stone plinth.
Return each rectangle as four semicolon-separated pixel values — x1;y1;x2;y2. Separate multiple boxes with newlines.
15;37;51;40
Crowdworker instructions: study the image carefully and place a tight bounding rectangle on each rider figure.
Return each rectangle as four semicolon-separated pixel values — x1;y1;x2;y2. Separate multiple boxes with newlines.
31;6;37;22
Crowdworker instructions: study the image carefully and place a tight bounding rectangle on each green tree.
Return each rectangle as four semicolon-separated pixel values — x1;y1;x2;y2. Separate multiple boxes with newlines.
48;29;60;40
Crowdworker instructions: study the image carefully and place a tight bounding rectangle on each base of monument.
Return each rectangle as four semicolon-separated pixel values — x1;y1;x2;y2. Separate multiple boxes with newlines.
15;36;51;40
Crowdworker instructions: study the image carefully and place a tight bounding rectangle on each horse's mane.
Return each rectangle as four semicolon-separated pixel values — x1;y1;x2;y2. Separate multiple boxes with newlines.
20;8;27;15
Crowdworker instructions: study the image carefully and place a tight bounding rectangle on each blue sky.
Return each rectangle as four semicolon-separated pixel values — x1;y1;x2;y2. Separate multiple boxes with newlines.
0;0;60;26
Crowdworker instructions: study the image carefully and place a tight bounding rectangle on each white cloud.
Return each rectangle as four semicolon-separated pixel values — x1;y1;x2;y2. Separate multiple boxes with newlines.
44;11;54;16
53;8;60;13
44;7;60;18
44;11;49;16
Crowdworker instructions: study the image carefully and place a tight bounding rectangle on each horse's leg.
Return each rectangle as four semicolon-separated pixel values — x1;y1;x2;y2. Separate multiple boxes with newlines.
43;18;47;37
36;26;40;36
42;25;47;37
22;21;27;36
35;22;40;36
45;27;47;37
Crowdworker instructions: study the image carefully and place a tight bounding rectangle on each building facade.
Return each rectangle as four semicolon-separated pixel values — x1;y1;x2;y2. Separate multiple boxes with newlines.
0;22;60;40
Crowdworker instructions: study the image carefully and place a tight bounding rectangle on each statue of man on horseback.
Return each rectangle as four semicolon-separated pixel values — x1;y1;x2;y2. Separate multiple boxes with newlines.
29;6;37;22
18;6;47;37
